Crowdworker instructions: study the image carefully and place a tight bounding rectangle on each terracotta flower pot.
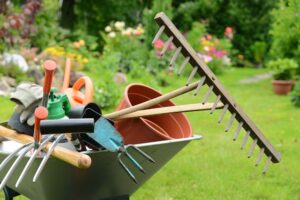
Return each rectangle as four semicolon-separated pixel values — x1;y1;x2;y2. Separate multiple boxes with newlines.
272;80;295;95
114;83;193;144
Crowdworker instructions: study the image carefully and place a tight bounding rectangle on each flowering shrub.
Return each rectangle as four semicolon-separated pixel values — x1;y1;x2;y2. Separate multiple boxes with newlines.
0;0;41;51
100;21;148;73
188;23;233;74
43;46;88;70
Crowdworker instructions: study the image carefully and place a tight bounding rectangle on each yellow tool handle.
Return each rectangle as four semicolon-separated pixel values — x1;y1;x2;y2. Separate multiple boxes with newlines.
0;125;91;169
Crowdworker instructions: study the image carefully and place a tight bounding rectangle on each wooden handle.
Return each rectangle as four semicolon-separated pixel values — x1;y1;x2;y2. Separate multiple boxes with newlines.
0;125;91;169
113;102;224;120
43;60;56;94
61;58;71;92
105;81;200;120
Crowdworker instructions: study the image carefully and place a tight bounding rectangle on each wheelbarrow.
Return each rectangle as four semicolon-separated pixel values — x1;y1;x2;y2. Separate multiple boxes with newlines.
0;135;201;200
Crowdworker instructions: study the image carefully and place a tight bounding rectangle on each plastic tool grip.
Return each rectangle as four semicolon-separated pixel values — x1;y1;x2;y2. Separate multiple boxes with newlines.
43;60;56;94
0;125;92;169
40;118;95;134
33;107;48;145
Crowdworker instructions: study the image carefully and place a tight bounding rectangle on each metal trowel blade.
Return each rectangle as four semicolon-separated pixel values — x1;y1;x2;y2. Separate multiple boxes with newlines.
87;117;123;152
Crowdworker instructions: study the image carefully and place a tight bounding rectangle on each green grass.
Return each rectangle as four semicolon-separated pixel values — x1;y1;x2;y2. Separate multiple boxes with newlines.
0;68;299;199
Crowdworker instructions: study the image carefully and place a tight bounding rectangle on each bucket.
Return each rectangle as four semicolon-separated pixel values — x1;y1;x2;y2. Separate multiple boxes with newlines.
114;83;193;144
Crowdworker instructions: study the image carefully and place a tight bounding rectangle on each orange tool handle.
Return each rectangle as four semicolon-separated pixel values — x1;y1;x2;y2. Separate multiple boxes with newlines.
72;76;94;104
33;106;48;145
43;60;56;94
61;58;71;92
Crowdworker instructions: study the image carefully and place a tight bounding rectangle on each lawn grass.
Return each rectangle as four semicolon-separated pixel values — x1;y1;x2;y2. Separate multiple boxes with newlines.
0;68;299;199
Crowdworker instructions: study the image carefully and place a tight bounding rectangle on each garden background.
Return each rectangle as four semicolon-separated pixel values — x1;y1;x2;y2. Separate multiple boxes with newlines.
0;0;299;199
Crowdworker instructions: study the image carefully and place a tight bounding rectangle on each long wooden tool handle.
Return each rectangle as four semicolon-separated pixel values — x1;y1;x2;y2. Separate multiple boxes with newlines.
0;125;91;169
114;102;224;120
105;81;200;120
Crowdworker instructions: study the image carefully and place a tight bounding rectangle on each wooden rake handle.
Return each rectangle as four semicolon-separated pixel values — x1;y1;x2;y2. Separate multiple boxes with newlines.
113;102;224;120
105;81;200;120
0;125;91;169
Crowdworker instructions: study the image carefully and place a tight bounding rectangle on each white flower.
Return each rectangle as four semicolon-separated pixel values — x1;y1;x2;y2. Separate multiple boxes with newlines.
105;26;112;32
108;32;116;38
114;21;125;31
122;28;133;36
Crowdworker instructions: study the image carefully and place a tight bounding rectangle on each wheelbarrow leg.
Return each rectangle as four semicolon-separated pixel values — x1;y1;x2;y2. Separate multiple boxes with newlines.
2;185;20;200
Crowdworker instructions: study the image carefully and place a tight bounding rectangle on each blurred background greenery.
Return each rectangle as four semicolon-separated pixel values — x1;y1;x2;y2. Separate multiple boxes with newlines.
0;0;300;199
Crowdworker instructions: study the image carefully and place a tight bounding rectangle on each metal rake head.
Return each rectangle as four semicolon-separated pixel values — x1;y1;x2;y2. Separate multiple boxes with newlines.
151;12;281;174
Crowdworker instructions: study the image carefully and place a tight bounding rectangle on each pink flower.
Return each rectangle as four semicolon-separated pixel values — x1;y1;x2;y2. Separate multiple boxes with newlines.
154;39;164;49
214;50;226;58
198;53;213;63
225;26;232;34
224;26;233;40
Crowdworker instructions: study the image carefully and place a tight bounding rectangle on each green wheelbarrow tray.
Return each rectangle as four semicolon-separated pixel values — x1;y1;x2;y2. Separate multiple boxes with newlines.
0;135;201;200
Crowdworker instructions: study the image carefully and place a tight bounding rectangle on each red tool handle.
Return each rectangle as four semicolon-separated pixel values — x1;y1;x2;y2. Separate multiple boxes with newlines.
33;106;48;146
43;60;56;94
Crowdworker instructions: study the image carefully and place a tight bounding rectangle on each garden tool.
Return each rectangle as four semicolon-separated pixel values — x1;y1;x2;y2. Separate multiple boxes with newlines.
111;102;224;120
150;12;281;173
11;106;48;188
0;125;91;169
29;118;95;182
67;103;103;151
61;58;94;107
0;132;53;190
78;106;155;183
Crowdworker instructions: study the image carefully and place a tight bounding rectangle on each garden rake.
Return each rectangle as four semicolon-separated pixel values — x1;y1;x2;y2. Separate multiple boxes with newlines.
150;12;281;173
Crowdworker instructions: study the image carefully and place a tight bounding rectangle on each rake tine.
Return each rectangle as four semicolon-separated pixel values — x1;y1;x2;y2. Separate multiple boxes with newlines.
263;156;271;174
0;143;31;172
210;95;221;114
225;113;236;132
160;36;173;56
218;104;229;123
233;122;244;141
194;76;206;96
117;153;137;183
169;46;182;67
152;25;165;45
15;135;54;187
0;143;34;190
202;85;214;104
248;138;258;158
241;130;250;149
177;57;190;76
128;145;155;163
33;134;64;182
255;148;265;166
186;67;198;86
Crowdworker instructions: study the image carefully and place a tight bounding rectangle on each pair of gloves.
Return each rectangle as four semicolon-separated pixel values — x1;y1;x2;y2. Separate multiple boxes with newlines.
10;83;43;126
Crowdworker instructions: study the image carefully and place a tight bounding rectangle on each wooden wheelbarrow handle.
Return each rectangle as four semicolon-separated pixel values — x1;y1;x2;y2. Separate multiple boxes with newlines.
0;125;91;169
